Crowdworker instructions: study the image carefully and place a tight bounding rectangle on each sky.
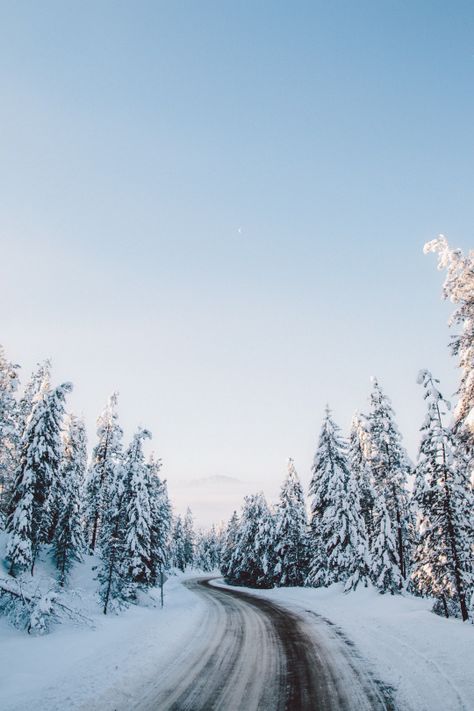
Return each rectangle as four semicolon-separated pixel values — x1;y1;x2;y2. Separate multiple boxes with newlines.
1;1;473;526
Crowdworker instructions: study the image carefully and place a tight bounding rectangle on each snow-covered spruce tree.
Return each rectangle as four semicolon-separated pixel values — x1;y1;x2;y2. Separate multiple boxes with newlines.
53;415;87;586
307;408;345;586
183;507;195;569
0;345;20;517
195;526;221;572
86;393;123;553
342;466;372;591
220;511;239;581
121;429;154;598
307;408;370;589
274;458;308;586
6;382;73;575
16;359;51;439
412;370;473;620
227;493;275;588
98;462;127;614
370;494;402;594
366;378;412;583
147;453;172;585
207;525;222;570
171;515;187;571
349;412;375;545
424;237;474;459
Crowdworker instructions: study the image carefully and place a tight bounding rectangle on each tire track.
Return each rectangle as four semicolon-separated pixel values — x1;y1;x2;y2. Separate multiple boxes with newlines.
133;577;392;711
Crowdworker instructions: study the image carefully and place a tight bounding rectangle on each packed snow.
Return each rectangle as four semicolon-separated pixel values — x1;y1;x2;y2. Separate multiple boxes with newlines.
213;578;474;711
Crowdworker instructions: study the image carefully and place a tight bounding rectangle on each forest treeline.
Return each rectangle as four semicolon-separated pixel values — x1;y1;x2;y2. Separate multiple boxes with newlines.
220;236;474;622
0;236;473;631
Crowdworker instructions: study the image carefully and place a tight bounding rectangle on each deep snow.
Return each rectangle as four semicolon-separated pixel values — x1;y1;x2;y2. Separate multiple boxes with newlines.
0;565;205;711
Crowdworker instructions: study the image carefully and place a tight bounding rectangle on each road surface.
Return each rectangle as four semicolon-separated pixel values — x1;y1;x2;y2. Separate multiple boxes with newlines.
132;577;393;711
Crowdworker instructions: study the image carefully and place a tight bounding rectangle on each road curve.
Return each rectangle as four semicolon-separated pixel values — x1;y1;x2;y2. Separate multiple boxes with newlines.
133;577;392;711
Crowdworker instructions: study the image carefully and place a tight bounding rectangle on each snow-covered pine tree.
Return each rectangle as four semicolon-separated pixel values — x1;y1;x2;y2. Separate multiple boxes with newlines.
98;462;127;614
366;378;412;583
307;408;370;589
227;493;275;588
16;359;51;439
274;458;308;586
195;526;221;572
220;511;239;581
370;494;402;594
206;525;221;570
183;507;195;569
307;407;347;586
6;382;73;575
171;515;187;571
424;237;474;460
0;345;20;517
147;453;172;585
349;412;375;545
53;415;87;586
122;428;153;597
412;370;473;620
86;393;123;553
343;465;371;591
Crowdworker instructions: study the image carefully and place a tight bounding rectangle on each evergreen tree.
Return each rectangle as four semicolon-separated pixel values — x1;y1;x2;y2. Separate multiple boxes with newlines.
195;526;221;572
86;393;123;553
171;515;187;571
16;359;51;438
274;458;308;586
227;493;275;588
98;463;127;614
183;508;195;569
122;429;153;596
349;412;375;544
342;467;372;591
147;453;172;585
0;345;20;517
220;511;239;581
206;525;221;570
412;370;473;620
6;382;73;575
53;415;87;586
366;378;412;583
307;407;347;586
308;409;370;589
370;495;402;594
424;237;474;459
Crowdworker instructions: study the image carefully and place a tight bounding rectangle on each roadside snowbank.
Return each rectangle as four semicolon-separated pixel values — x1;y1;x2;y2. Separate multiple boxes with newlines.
212;579;474;711
0;570;205;711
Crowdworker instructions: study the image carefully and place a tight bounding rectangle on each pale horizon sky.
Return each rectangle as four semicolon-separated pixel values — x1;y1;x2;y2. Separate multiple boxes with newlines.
1;2;473;526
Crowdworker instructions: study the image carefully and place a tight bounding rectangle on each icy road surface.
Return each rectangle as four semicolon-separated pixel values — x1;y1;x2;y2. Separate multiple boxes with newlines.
132;577;392;711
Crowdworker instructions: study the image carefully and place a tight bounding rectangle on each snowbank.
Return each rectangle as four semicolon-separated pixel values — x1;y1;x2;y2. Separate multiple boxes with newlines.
212;579;474;711
0;570;205;711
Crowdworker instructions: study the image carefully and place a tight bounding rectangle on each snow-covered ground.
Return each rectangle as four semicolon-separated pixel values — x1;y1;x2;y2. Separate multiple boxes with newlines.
1;570;473;711
213;579;474;711
0;565;205;711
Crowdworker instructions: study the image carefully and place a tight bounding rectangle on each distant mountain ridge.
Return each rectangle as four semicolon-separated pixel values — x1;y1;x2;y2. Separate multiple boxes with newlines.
188;474;242;487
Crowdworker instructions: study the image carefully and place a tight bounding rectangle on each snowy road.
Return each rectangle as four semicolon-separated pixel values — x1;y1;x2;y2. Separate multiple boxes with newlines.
132;577;392;711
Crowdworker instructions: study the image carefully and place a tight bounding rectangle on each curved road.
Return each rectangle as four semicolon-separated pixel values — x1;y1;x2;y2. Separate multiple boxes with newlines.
133;577;393;711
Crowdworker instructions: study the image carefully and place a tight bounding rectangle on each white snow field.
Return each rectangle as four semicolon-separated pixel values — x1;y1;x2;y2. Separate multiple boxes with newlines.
0;565;206;711
1;572;473;710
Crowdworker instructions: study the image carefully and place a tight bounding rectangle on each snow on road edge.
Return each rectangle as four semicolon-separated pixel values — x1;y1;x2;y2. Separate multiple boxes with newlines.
211;578;474;711
0;573;205;711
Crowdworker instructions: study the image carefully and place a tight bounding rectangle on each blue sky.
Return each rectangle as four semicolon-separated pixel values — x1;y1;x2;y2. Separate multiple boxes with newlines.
1;2;473;525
